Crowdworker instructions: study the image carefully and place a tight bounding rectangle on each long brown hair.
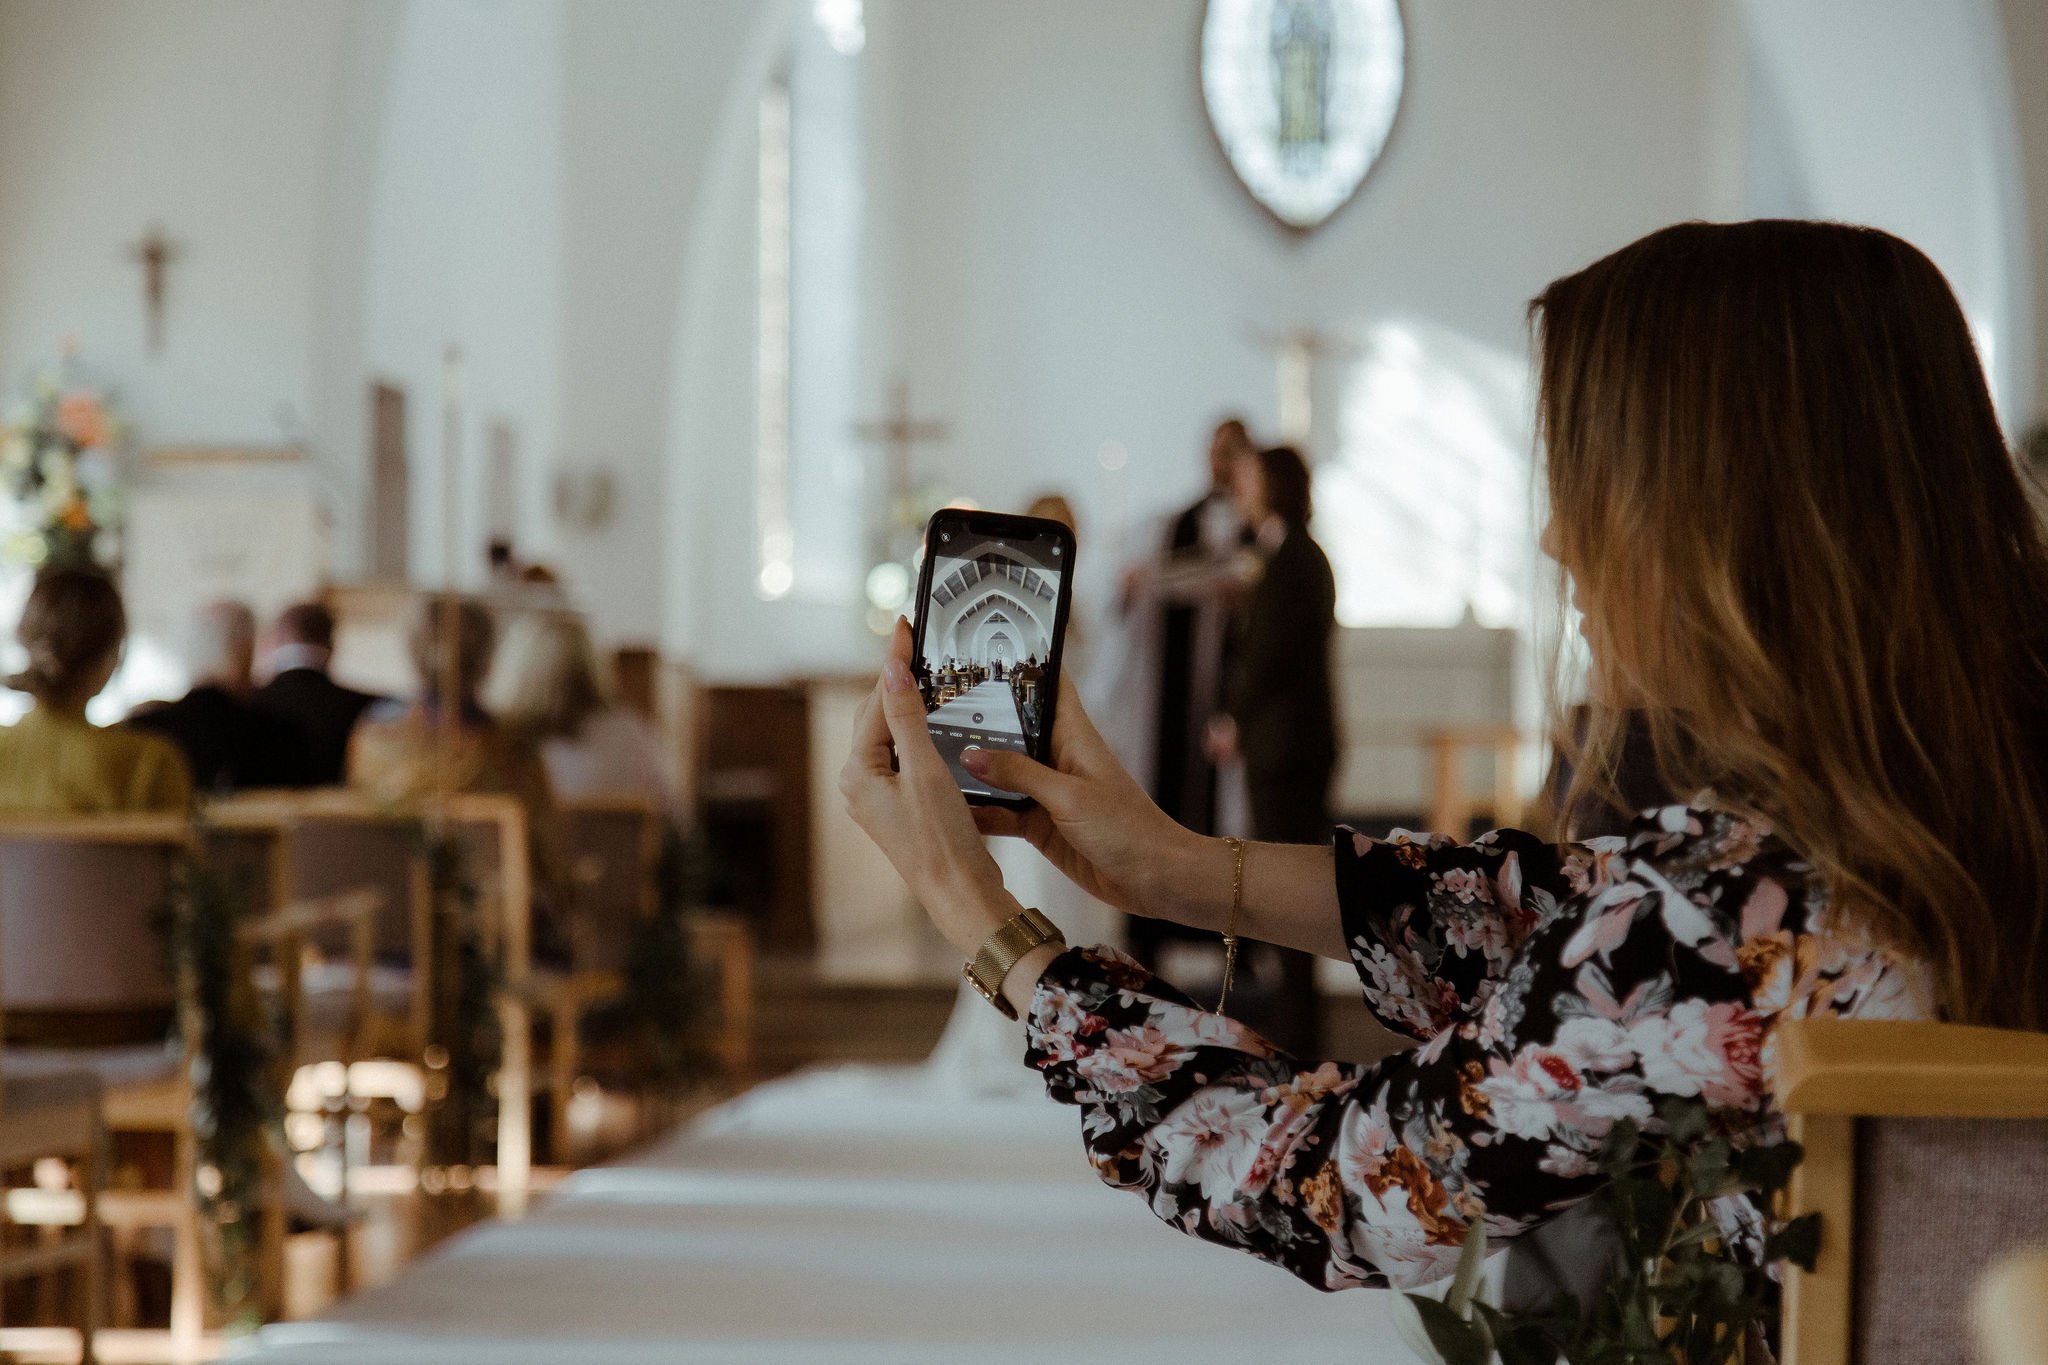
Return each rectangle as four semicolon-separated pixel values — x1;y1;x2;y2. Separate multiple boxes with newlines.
1534;219;2048;1031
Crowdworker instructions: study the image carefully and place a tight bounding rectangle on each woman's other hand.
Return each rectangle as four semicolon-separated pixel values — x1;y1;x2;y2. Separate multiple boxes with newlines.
838;619;1020;956
962;669;1212;925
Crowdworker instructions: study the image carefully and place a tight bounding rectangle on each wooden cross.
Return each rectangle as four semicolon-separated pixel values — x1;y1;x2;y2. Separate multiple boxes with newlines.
1250;324;1357;447
854;378;950;518
130;223;178;355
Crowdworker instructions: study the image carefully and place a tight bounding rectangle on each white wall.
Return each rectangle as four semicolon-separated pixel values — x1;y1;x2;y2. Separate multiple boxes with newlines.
1738;0;2034;424
0;0;349;446
662;0;2039;677
0;0;2032;674
0;0;753;649
1997;0;2048;428
665;0;1746;673
356;0;565;594
555;0;757;643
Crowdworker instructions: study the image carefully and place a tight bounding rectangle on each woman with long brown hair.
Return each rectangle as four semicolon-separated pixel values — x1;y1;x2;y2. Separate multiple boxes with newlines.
838;220;2047;1299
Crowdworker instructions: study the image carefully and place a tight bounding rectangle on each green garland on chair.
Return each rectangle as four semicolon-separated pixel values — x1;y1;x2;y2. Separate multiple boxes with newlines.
621;827;711;1095
162;839;277;1330
414;823;502;1167
1391;1097;1820;1365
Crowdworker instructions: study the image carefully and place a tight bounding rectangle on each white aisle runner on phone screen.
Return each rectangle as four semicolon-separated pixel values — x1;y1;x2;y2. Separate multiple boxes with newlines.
242;1066;1412;1365
925;679;1026;738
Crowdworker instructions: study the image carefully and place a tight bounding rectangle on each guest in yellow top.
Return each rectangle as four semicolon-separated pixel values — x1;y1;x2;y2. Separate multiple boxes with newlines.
0;568;192;813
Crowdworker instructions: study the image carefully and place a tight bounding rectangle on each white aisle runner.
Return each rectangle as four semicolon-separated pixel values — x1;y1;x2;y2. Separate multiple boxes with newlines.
244;1067;1411;1364
925;680;1025;737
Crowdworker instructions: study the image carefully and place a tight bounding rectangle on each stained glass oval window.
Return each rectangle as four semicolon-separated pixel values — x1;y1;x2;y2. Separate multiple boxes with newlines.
1201;0;1405;231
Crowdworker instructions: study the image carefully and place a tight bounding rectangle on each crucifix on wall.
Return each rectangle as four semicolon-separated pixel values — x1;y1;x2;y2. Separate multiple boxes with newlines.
854;378;950;539
1250;324;1357;447
130;223;179;356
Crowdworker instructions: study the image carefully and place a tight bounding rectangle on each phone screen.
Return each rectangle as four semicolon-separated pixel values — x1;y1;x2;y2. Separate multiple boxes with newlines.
911;510;1076;806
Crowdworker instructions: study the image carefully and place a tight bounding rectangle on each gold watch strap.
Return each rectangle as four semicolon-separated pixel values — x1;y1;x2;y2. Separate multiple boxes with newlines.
963;907;1065;1020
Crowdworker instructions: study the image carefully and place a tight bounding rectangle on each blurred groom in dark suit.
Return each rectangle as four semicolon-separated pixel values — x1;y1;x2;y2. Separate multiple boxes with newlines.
254;601;386;787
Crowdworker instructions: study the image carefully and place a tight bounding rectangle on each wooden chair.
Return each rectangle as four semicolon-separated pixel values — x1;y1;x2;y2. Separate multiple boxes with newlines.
538;797;663;1162
210;791;535;1215
691;913;755;1094
1771;1018;2048;1365
1420;724;1523;839
0;996;104;1363
209;794;433;1068
0;816;208;1356
0;816;367;1351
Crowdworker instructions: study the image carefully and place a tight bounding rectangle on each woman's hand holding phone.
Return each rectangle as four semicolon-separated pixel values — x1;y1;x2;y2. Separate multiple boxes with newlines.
962;671;1213;925
842;617;1214;949
839;619;1023;957
842;617;1347;972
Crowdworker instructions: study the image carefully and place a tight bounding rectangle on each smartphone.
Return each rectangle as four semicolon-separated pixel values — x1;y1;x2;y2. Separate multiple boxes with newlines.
908;508;1077;808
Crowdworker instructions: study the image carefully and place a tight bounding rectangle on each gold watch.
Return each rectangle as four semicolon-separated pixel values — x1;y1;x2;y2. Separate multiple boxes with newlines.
963;908;1065;1020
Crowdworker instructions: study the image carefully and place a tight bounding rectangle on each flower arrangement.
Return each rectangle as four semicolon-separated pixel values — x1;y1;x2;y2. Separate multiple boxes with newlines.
0;350;127;570
1391;1097;1818;1365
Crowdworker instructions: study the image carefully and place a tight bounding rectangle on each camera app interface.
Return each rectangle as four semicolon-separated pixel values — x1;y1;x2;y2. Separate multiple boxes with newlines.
916;522;1067;798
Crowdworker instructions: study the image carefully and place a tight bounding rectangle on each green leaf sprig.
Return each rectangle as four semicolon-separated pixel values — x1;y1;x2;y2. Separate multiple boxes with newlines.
1390;1096;1819;1365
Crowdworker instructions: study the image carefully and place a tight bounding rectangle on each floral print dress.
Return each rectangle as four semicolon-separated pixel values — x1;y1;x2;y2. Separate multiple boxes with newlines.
1023;806;1931;1291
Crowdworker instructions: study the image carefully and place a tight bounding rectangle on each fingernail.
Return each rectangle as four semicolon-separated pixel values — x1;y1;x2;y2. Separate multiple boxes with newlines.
884;659;914;693
960;747;989;775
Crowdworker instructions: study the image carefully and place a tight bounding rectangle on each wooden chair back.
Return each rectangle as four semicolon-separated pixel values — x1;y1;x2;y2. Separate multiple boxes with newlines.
279;815;422;962
558;797;662;975
207;790;534;1212
209;792;429;959
0;817;190;1032
1772;1019;2048;1365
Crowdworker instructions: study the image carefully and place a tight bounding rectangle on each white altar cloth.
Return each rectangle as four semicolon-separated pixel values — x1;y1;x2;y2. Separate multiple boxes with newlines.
242;1066;1409;1364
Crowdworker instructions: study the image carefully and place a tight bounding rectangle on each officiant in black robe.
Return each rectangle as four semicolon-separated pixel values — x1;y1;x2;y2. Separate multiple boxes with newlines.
1123;418;1254;977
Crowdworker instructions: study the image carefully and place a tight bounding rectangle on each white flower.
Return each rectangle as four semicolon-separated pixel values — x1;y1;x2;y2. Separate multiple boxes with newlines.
1354;940;1439;1034
1075;1048;1145;1095
1552;1016;1635;1073
1150;1088;1267;1202
1625;1001;1716;1098
1029;982;1090;1037
1160;1007;1270;1055
1537;1145;1598;1179
1353;1203;1461;1290
1336;1099;1397;1190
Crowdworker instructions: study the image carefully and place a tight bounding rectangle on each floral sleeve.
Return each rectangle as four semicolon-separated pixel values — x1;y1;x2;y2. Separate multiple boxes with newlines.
1337;825;1584;1041
1023;807;1930;1293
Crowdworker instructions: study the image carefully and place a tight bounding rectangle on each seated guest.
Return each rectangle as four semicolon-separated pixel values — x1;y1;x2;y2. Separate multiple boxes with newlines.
0;569;191;812
253;600;386;786
127;599;298;792
352;599;563;958
350;596;555;847
486;614;678;818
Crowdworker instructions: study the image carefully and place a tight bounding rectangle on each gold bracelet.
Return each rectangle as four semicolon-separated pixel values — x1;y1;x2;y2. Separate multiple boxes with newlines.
1216;837;1246;1015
